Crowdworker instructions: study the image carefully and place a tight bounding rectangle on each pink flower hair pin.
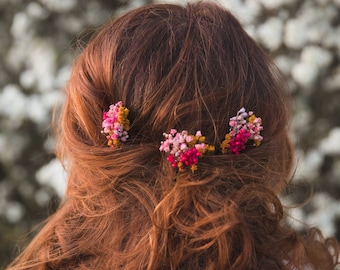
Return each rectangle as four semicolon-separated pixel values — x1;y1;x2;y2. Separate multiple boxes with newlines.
221;107;263;155
159;129;215;172
101;101;130;147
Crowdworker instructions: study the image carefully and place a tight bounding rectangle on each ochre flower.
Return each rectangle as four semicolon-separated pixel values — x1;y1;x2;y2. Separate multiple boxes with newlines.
102;101;130;147
222;108;263;154
160;129;214;172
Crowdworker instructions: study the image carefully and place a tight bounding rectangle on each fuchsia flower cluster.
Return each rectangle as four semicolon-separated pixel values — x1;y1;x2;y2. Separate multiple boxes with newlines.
101;101;130;147
221;107;263;155
159;129;215;172
102;103;263;171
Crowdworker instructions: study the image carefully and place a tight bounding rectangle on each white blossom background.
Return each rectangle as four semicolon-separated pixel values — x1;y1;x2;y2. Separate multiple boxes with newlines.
0;0;339;267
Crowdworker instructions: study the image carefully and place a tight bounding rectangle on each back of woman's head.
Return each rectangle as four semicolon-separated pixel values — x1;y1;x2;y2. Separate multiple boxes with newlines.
9;2;338;270
62;1;292;191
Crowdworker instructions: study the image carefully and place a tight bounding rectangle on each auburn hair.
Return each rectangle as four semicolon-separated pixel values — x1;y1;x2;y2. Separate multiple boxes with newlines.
8;2;339;269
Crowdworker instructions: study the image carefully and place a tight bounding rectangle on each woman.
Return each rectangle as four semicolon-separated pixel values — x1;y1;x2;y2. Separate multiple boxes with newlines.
8;2;339;269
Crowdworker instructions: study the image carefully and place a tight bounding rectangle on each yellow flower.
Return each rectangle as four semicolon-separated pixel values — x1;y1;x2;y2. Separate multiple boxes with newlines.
221;133;231;153
191;164;198;172
118;107;130;131
254;140;261;146
205;145;215;152
198;136;206;143
188;134;206;148
248;115;256;123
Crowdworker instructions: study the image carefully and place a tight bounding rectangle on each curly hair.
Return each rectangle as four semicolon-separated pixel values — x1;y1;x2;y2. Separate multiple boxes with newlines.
8;2;339;269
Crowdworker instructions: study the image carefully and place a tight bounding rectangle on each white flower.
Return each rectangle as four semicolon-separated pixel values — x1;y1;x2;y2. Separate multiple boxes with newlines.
274;56;296;76
284;19;308;49
10;12;31;38
5;201;24;223
324;67;340;92
257;0;297;10
295;149;323;182
0;84;26;124
305;193;340;237
291;62;318;88
301;46;332;70
319;127;340;155
39;0;77;12
36;159;67;197
26;2;49;20
25;94;49;124
257;17;283;51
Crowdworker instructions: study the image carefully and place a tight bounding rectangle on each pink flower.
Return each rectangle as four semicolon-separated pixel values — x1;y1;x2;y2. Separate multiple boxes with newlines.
221;107;263;154
228;129;251;155
160;129;214;172
101;101;130;147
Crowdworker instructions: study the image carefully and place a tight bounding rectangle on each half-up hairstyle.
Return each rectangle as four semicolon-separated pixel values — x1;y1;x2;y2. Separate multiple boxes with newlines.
8;2;339;270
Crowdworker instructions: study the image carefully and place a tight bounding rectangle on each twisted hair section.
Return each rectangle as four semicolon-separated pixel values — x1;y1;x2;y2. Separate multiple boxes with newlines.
8;2;339;269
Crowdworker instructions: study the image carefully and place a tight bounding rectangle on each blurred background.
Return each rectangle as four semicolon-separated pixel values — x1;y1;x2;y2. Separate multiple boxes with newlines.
0;0;339;267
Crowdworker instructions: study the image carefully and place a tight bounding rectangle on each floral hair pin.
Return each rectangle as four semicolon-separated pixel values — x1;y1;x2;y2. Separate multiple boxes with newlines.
101;101;130;147
221;107;263;155
159;129;215;172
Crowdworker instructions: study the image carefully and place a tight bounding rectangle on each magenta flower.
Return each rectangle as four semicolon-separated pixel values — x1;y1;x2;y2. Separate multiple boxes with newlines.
160;129;215;172
101;101;130;147
221;107;263;154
